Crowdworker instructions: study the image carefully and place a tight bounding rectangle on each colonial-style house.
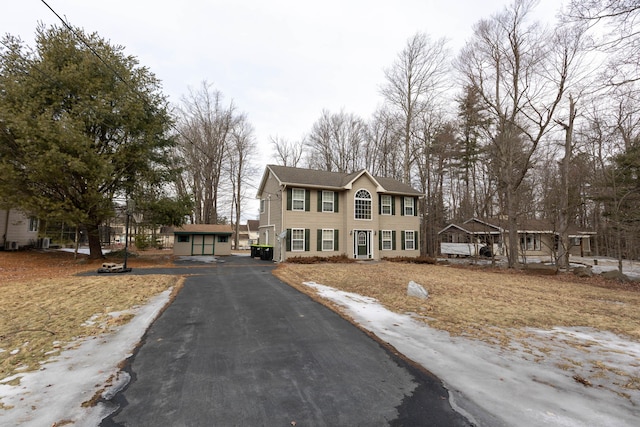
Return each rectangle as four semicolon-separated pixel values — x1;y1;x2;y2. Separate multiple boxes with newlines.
256;165;422;262
438;217;595;259
1;208;39;250
173;224;233;256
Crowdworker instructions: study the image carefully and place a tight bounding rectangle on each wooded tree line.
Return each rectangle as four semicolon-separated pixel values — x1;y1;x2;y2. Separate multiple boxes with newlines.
1;0;637;264
271;0;640;266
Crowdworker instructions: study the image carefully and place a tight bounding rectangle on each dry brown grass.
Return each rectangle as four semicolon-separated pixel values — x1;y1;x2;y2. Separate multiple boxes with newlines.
274;262;640;344
0;250;180;379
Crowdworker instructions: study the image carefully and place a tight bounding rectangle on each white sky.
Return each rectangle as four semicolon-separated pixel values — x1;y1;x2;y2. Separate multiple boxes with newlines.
3;0;564;218
0;255;638;426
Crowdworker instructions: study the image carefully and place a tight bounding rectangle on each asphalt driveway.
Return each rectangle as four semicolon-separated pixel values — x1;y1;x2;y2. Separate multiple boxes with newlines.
100;255;471;426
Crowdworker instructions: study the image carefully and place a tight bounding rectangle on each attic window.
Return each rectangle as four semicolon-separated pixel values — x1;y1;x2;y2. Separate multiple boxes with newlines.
354;189;372;220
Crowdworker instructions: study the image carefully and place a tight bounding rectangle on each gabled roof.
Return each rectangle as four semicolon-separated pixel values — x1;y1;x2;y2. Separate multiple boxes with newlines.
257;165;422;197
175;224;233;235
439;217;595;236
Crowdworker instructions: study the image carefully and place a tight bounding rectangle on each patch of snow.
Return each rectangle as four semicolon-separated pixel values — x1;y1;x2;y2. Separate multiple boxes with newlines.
0;288;173;427
303;281;640;427
176;255;218;263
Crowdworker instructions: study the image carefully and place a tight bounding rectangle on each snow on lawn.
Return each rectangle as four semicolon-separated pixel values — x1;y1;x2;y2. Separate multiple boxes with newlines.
0;289;173;427
303;281;640;427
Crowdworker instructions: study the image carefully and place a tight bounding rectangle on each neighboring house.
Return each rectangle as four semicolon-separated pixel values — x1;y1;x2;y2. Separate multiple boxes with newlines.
0;208;39;250
438;217;595;258
231;220;260;249
256;165;422;262
173;224;233;256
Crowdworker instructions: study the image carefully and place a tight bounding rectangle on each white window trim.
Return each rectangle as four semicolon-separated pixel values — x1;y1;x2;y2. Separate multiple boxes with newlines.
322;229;334;251
404;230;415;251
520;234;541;251
322;191;334;213
381;195;392;215
381;230;392;250
292;188;305;211
260;199;265;214
291;228;305;251
404;197;414;216
28;217;39;232
354;188;372;221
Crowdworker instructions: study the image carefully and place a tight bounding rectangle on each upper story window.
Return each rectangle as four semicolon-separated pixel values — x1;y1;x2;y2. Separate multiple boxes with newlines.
28;217;39;232
322;191;334;212
403;197;415;216
381;195;392;215
354;189;372;220
260;199;265;213
292;188;306;211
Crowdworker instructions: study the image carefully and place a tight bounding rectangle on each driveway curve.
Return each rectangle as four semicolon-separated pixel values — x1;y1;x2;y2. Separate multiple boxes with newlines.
100;255;472;426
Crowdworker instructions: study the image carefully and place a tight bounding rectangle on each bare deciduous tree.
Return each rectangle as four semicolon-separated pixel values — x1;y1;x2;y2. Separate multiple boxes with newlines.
176;81;236;224
456;0;580;267
270;135;304;167
381;32;451;184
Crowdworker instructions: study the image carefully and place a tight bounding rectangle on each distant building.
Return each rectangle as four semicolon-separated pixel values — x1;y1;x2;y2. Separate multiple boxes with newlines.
1;209;39;250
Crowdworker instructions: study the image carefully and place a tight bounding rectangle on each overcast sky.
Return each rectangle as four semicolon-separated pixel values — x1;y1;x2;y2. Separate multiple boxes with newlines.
4;0;563;217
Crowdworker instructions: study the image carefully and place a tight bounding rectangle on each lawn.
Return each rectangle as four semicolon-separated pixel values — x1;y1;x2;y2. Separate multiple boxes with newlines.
0;250;181;379
273;261;640;345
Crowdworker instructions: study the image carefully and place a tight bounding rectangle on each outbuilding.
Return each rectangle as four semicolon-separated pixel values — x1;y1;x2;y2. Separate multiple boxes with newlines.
173;224;233;256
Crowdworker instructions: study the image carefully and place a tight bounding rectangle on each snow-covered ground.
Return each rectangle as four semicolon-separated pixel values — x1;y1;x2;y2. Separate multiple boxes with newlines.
1;254;638;426
0;289;173;427
303;281;640;427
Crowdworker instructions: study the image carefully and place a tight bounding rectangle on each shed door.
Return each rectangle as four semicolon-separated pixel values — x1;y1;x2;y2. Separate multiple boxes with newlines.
192;234;215;255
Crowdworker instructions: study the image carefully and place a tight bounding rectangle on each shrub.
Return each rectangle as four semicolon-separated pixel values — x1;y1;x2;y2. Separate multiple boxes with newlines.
383;256;438;264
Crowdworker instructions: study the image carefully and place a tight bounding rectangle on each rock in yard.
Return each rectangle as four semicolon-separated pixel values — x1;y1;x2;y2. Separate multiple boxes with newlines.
601;269;631;282
573;266;593;278
407;281;429;299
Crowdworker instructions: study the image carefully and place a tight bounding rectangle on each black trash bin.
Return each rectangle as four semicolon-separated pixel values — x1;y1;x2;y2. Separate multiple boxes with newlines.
250;245;259;258
260;246;273;261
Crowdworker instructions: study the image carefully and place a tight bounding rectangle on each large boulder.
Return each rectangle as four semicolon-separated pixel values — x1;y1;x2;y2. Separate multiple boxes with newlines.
407;281;429;299
573;266;593;278
601;269;631;282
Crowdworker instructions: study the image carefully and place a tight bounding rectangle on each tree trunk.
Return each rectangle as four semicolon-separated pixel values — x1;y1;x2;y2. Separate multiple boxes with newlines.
557;95;576;269
85;221;104;259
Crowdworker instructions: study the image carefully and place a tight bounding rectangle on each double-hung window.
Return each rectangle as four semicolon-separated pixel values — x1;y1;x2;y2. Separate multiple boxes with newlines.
291;188;306;211
381;230;393;250
404;230;415;250
403;197;415;216
291;228;305;251
322;191;334;212
381;195;392;215
322;229;334;251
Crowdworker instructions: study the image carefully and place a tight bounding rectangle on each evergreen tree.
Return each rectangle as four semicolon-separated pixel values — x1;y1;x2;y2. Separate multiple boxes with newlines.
0;25;174;258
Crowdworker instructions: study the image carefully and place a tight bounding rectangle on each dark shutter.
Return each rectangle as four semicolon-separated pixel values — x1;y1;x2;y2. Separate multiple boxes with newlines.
334;229;339;251
414;197;419;216
392;230;397;250
378;231;382;250
334;192;339;212
305;190;311;211
317;229;322;251
317;191;322;212
286;188;292;210
401;231;405;250
415;230;420;250
391;196;396;215
286;229;291;251
378;195;382;214
400;197;405;216
305;229;310;251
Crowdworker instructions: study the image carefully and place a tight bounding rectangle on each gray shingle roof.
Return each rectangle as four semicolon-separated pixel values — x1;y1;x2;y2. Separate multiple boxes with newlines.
264;165;422;196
